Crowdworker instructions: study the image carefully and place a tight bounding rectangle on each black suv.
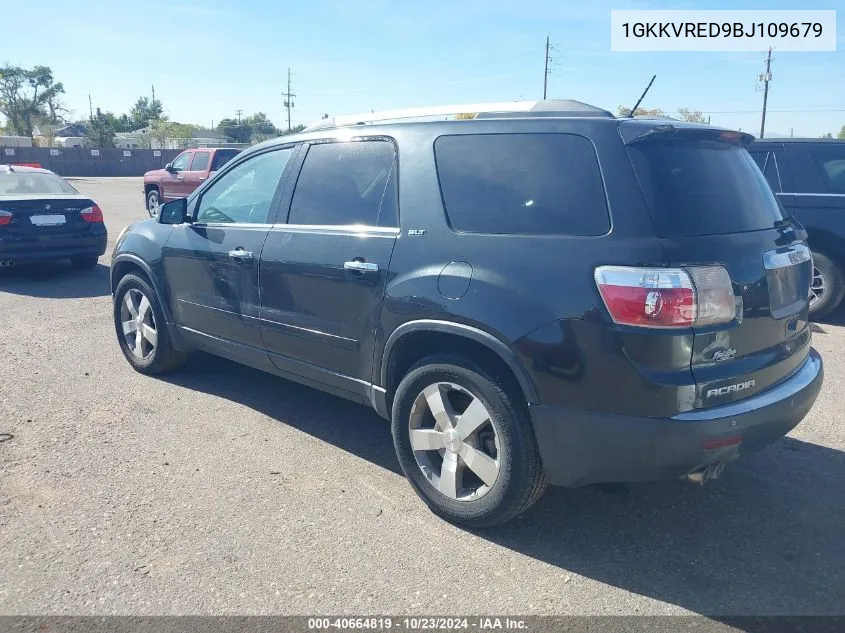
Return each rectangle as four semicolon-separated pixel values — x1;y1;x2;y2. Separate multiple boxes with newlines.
750;138;845;318
110;101;823;527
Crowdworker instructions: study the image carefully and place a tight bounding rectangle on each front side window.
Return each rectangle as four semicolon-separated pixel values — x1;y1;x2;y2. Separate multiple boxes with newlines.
170;152;192;171
195;148;293;224
287;140;397;227
190;151;211;171
434;133;610;235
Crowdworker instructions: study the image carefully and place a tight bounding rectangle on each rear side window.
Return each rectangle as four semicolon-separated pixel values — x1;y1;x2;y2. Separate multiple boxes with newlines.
807;144;845;194
190;151;210;171
211;149;239;171
628;141;783;236
287;140;397;227
434;134;609;236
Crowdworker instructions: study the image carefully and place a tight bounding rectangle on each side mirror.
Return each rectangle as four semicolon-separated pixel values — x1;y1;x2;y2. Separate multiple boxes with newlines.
158;198;188;224
165;162;175;173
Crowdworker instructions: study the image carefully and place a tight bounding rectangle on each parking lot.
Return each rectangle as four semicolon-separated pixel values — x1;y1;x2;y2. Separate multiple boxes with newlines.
0;177;843;616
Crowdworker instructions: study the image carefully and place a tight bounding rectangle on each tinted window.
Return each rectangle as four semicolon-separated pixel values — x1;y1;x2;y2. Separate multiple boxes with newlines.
434;134;609;235
190;151;210;171
211;149;239;171
170;152;191;171
288;141;397;227
750;151;781;192
196;148;292;224
0;172;78;195
628;141;782;236
807;144;845;194
764;153;781;191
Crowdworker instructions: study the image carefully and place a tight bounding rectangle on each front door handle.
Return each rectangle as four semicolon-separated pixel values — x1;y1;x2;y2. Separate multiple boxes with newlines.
229;249;254;261
176;175;184;181
344;260;379;273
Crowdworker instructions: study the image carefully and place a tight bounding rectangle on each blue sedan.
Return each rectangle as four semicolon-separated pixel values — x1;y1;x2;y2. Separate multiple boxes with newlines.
0;164;107;269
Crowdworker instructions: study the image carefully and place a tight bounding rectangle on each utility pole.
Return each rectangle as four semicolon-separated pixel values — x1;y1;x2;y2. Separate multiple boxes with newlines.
543;35;550;100
283;67;296;133
88;94;93;120
759;47;773;139
235;109;244;125
151;85;156;103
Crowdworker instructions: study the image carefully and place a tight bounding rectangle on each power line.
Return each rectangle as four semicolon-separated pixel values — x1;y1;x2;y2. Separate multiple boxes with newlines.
283;68;296;133
235;109;244;125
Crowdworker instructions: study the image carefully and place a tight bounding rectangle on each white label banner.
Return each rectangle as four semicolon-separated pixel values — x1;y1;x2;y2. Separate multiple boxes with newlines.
611;10;837;51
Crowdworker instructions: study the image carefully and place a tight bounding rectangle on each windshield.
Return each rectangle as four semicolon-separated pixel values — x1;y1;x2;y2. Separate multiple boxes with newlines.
628;140;783;236
0;172;79;196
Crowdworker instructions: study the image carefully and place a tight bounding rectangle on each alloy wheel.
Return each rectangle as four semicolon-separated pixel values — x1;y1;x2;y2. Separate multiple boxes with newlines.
120;289;157;360
810;265;825;308
408;382;501;502
148;192;160;218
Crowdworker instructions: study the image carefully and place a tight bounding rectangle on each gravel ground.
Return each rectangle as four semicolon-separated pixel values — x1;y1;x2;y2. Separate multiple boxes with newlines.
0;177;842;616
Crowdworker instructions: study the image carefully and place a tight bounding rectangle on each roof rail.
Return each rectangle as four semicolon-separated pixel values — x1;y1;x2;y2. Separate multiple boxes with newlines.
305;99;614;131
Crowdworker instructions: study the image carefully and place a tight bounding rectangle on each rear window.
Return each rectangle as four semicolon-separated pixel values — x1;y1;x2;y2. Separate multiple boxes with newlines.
628;140;782;236
0;172;78;196
211;149;239;171
434;133;610;236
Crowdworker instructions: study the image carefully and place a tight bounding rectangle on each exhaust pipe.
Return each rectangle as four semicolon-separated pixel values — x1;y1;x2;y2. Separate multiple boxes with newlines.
0;260;16;268
686;462;726;485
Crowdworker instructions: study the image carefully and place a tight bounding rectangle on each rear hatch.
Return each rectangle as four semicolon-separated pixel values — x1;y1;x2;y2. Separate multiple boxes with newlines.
623;122;812;409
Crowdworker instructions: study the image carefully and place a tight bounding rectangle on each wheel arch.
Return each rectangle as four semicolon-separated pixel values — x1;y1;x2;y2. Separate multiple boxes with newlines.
110;254;172;324
378;320;539;410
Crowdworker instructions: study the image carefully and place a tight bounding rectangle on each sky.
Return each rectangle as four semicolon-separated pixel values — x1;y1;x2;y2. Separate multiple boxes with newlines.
4;0;844;137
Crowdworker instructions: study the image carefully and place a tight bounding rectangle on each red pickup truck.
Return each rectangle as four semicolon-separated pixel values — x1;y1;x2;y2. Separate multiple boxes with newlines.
143;148;240;217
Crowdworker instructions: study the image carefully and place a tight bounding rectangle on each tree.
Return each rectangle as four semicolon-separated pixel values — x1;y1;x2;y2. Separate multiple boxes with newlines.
129;96;164;130
677;108;708;124
0;65;66;138
280;123;306;136
169;123;197;148
85;108;116;148
838;126;845;140
617;106;665;117
149;117;172;148
218;117;250;143
821;132;834;139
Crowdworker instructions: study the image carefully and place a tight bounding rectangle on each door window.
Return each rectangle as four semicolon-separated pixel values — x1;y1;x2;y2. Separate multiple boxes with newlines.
170;152;192;171
287;140;398;227
195;148;293;224
190;151;211;171
434;133;609;235
807;144;845;193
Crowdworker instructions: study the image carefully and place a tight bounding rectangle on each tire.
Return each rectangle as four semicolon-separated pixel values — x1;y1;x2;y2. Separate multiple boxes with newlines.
391;355;547;528
113;273;188;374
71;255;99;269
146;188;161;218
809;250;845;320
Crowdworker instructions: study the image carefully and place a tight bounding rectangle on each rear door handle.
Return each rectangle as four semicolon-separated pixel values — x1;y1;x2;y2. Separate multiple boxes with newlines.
229;249;254;261
344;260;379;273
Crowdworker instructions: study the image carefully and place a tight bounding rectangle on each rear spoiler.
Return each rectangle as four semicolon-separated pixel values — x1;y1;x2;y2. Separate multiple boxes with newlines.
620;121;755;147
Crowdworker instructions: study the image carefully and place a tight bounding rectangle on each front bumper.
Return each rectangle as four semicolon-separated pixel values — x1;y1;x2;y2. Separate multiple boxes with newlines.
529;348;823;487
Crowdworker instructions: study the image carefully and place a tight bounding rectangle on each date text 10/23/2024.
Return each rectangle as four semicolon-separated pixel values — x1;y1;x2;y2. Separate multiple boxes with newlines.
308;618;528;630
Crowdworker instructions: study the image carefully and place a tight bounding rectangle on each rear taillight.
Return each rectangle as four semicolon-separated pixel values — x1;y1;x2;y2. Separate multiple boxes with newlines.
80;205;104;223
594;265;737;329
0;210;11;226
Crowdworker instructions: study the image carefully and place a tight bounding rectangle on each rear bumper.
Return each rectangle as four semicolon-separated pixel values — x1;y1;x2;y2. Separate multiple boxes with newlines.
530;348;823;487
0;229;107;261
